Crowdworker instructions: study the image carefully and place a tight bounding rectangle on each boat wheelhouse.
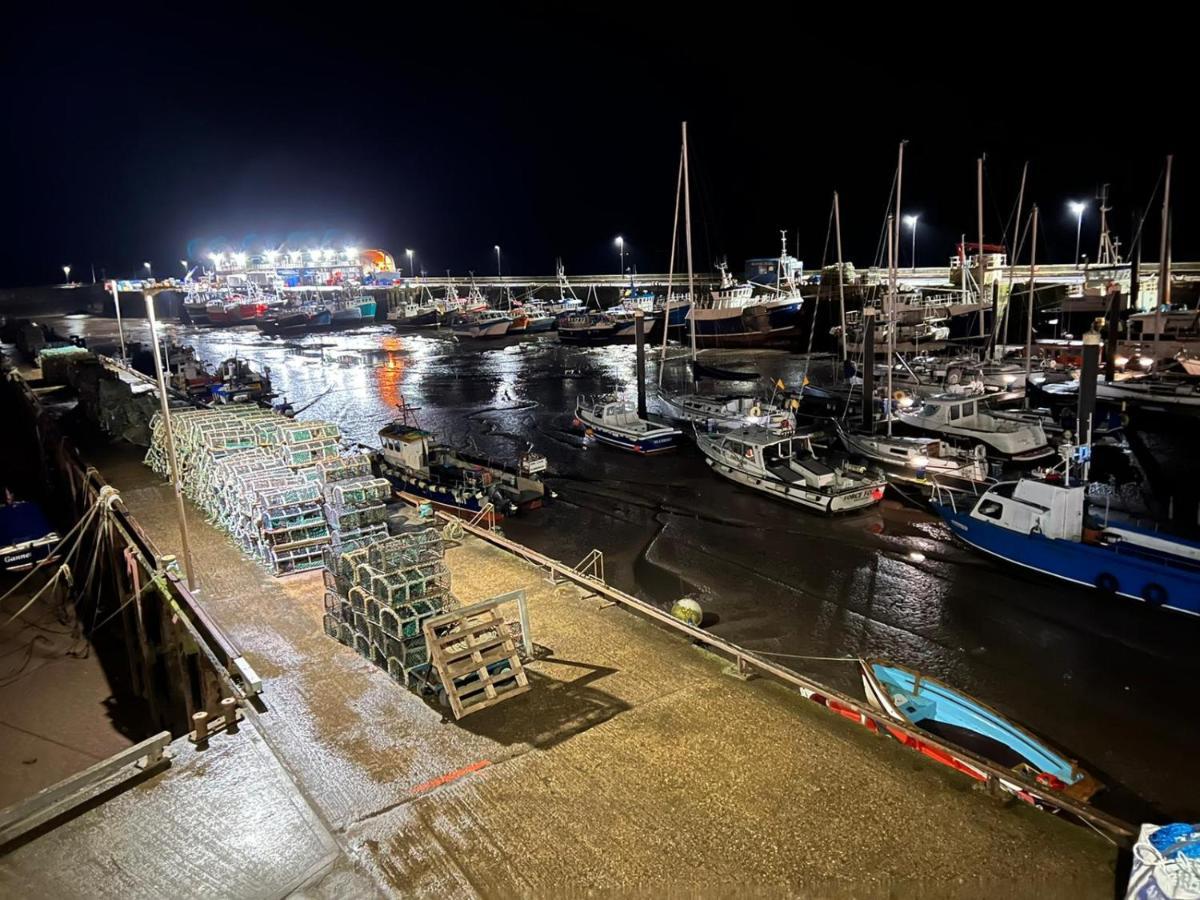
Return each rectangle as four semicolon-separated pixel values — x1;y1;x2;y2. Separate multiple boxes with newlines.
696;425;885;513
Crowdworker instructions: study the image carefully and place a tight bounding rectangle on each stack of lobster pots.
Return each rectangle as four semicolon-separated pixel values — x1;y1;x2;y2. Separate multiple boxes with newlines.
321;527;455;688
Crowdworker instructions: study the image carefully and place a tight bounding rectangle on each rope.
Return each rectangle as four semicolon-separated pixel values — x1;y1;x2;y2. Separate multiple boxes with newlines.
753;651;863;663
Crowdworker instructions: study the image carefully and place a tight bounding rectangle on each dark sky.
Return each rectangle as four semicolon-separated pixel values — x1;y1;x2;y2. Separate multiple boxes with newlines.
2;10;1194;287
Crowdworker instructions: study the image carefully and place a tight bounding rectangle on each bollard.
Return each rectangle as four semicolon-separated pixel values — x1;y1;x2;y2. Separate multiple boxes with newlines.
192;710;209;745
221;696;239;733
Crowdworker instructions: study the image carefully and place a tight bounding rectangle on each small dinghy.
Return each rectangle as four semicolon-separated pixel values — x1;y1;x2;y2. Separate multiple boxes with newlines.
861;659;1101;803
574;395;682;454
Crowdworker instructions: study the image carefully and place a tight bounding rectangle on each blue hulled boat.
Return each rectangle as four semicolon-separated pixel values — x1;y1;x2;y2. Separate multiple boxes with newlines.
574;395;682;454
933;475;1200;616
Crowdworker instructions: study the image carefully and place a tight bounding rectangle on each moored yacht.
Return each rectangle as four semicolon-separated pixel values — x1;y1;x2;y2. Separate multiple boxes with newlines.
894;394;1053;462
696;425;885;513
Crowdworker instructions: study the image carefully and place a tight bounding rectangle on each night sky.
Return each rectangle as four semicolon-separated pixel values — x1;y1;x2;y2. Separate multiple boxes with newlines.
3;10;1194;288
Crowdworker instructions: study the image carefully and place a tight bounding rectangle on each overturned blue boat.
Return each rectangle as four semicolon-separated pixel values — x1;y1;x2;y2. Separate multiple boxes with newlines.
933;475;1200;616
1;499;60;572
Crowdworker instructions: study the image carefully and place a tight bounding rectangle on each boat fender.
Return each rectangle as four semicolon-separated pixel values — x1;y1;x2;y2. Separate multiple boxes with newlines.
1095;572;1119;594
973;444;988;461
1142;583;1167;606
947;370;960;385
750;405;762;418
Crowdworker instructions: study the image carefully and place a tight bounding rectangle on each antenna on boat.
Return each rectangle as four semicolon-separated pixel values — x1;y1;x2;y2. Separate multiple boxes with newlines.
1154;154;1173;369
1023;205;1039;410
977;156;987;339
996;161;1028;360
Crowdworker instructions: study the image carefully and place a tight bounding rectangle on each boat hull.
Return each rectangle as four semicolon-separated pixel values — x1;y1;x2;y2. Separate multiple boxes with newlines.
574;412;681;454
934;503;1200;616
704;457;881;513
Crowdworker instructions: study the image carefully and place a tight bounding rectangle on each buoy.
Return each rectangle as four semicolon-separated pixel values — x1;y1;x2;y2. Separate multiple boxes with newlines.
750;405;762;418
671;597;703;627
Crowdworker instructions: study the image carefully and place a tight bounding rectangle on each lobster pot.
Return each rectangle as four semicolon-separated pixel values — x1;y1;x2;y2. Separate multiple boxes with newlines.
348;585;371;614
367;529;445;571
311;453;373;485
279;438;341;468
338;548;371;584
325;477;392;509
371;561;452;607
329;523;389;554
324;503;388;533
264;542;327;576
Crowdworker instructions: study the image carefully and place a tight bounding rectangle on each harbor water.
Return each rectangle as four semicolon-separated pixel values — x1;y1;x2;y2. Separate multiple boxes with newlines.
45;313;1200;824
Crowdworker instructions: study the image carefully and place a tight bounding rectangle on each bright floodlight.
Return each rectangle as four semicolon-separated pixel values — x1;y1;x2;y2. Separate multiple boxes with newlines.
233;252;247;267
264;249;278;262
180;259;188;268
62;265;70;279
289;250;301;262
321;248;334;261
615;235;624;247
209;252;221;264
345;246;358;258
494;244;501;251
904;214;919;228
143;262;151;272
1069;201;1086;216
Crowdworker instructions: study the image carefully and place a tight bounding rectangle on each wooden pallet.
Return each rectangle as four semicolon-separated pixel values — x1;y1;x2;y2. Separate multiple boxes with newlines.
423;600;530;720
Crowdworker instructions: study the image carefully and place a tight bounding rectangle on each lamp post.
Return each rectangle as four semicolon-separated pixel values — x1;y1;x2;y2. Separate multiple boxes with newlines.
406;248;414;279
904;214;919;271
615;235;625;274
1069;201;1087;268
494;245;502;277
143;261;153;280
62;265;71;284
180;259;188;275
144;289;198;592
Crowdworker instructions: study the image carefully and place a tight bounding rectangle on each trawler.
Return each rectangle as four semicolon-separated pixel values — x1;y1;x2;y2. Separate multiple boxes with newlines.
451;309;513;338
696;425;885;513
376;404;549;517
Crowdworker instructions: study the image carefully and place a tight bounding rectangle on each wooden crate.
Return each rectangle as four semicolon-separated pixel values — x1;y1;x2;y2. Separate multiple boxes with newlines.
423;600;530;720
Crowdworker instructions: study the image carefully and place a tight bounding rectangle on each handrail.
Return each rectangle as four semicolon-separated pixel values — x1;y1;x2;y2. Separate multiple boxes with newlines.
395;490;1136;846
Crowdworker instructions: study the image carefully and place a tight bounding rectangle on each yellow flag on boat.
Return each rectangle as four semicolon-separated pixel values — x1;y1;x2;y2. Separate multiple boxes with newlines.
801;375;810;387
775;378;786;390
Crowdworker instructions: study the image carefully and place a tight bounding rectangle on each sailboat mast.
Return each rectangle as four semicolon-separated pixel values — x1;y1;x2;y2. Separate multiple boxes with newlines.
887;214;895;437
977;157;986;338
659;145;684;386
1024;205;1038;409
834;190;847;360
683;121;697;361
1154;154;1173;366
998;161;1027;359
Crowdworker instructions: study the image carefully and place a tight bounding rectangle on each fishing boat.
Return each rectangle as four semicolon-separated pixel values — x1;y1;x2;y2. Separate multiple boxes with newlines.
558;311;618;344
0;496;60;572
688;254;805;347
657;390;793;431
376;405;549;517
860;660;1101;803
836;425;992;494
894;394;1053;462
932;465;1200;616
208;357;273;404
696;425;885;513
256;307;333;337
182;295;211;325
451;309;513;338
574;395;682;454
515;302;556;332
388;286;443;329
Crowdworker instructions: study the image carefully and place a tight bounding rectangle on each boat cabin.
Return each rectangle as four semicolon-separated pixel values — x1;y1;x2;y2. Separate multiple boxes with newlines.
379;423;432;471
711;429;832;487
970;480;1085;541
1126;309;1200;341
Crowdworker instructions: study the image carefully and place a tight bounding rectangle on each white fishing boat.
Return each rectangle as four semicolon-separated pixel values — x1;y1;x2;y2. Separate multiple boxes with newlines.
836;425;992;493
696;425;886;513
657;390;793;431
451;308;512;338
893;394;1053;462
574;395;682;454
1095;374;1200;413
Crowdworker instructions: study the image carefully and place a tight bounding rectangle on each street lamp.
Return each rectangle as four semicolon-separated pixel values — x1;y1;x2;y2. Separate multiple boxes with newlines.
209;252;222;270
143;261;153;279
180;259;188;273
903;214;919;271
406;248;414;278
494;245;502;277
615;235;625;275
233;252;247;269
62;265;71;284
1069;201;1087;268
264;249;278;266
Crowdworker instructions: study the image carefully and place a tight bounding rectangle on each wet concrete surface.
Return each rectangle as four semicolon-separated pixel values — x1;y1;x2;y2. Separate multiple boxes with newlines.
47;314;1200;826
77;444;1116;896
0;717;355;898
